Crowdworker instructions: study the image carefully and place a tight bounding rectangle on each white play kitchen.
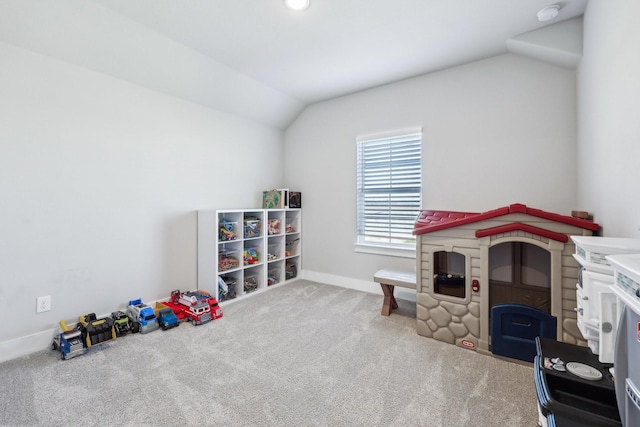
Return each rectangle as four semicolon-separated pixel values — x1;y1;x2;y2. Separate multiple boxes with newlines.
534;237;640;427
606;253;640;427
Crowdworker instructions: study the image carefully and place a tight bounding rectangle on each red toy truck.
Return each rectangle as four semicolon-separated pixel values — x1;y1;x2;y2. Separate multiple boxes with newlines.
161;290;220;325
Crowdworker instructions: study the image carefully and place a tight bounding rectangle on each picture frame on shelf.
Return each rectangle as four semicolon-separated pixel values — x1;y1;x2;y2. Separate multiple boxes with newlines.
288;192;301;208
263;189;285;209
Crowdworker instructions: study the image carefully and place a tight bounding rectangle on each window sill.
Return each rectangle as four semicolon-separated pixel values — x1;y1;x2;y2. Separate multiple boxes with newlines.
354;243;416;259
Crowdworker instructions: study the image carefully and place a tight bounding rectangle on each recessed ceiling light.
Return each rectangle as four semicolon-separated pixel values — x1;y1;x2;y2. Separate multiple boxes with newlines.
537;4;560;22
285;0;310;12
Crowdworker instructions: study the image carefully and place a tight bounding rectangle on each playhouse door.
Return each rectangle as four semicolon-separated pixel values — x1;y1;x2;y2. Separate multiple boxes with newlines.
490;303;557;362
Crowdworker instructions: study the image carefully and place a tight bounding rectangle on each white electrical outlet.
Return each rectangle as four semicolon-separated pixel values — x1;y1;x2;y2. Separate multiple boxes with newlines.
36;296;51;313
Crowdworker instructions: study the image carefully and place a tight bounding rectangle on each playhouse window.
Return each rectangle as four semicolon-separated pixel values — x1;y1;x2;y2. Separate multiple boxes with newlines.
433;251;466;299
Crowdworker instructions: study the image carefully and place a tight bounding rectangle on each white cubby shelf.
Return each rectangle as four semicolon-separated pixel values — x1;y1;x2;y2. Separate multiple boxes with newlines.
197;208;301;303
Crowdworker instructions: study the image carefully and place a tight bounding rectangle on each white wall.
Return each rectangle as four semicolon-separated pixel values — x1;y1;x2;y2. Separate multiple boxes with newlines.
285;53;577;284
0;0;302;129
0;42;283;351
578;0;640;237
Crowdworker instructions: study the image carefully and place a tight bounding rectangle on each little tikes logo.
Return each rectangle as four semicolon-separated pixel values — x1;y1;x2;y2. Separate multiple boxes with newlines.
461;339;476;349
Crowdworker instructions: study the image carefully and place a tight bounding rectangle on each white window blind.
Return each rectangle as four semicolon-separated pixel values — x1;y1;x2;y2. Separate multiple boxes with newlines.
356;130;422;249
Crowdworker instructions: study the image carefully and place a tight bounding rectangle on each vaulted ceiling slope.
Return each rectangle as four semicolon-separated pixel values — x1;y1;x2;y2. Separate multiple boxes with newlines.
0;0;586;129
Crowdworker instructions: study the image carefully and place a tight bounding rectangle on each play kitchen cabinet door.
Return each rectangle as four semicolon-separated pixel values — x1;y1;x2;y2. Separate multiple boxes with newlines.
197;208;301;303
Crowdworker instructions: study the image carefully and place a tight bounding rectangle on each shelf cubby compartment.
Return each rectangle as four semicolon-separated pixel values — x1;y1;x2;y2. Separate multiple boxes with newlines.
218;272;240;302
218;220;239;241
267;210;284;235
285;236;300;258
243;211;263;239
285;258;299;280
243;265;263;294
285;214;299;234
268;263;283;286
218;211;242;242
267;236;284;262
243;240;263;266
218;246;241;272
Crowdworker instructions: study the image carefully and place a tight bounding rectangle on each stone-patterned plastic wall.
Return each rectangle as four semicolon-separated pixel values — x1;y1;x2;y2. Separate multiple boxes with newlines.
416;292;480;348
417;239;481;350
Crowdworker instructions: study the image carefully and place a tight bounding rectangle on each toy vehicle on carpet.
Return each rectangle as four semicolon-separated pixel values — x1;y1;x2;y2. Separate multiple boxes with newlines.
50;291;223;361
78;313;117;347
153;302;180;330
187;290;223;319
161;289;222;325
111;310;139;336
52;320;87;360
127;299;159;334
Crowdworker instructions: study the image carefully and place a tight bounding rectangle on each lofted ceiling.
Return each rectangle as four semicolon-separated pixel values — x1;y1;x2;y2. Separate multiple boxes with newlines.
0;0;587;128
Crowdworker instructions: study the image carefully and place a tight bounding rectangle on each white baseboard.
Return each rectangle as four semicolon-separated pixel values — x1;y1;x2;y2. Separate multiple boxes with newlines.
1;294;203;363
301;270;416;302
1;271;417;364
0;329;55;364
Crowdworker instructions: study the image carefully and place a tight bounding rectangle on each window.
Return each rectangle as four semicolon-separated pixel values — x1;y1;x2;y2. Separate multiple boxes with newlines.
356;129;422;255
433;251;466;299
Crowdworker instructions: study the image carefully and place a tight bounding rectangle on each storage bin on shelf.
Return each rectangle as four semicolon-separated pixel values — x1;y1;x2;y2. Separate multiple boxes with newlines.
244;275;259;294
285;218;297;233
267;218;282;235
218;219;238;241
218;274;238;301
267;243;281;261
285;237;300;257
285;259;298;280
218;250;240;272
243;216;261;239
243;247;261;266
268;267;281;286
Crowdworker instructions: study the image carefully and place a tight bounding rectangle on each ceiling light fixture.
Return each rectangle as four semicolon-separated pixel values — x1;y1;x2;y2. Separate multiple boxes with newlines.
537;4;560;22
285;0;310;12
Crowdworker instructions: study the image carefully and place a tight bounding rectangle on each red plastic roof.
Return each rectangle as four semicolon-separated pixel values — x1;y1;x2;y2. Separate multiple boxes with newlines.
413;203;600;236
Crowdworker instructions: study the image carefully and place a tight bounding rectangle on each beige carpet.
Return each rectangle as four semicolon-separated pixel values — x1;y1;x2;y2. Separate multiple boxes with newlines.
0;280;539;426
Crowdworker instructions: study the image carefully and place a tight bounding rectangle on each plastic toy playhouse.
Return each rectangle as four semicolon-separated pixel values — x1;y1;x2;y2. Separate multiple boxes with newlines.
412;203;600;360
414;205;640;425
